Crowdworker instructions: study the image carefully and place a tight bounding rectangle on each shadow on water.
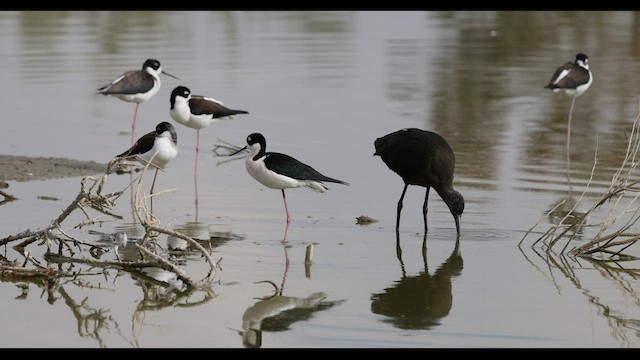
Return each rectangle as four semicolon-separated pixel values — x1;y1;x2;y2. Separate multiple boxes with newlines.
370;231;463;330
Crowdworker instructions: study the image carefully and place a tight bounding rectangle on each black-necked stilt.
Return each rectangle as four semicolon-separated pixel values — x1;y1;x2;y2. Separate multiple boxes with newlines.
231;133;349;229
116;121;178;212
169;85;249;219
98;59;179;146
544;53;593;184
374;128;464;237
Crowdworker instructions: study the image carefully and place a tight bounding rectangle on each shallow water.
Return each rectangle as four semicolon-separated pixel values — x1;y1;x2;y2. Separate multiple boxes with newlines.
2;11;640;348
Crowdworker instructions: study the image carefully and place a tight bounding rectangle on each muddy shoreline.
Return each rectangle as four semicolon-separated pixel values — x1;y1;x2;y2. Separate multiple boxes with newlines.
0;155;108;183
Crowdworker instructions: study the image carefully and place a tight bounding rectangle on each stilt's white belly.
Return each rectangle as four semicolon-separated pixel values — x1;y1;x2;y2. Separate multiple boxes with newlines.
138;137;178;170
116;81;160;103
170;99;214;129
245;157;301;190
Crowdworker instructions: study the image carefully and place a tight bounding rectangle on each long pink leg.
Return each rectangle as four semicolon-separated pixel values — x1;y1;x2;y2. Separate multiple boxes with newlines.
282;218;291;244
282;189;291;225
194;129;200;222
131;103;140;146
566;96;576;187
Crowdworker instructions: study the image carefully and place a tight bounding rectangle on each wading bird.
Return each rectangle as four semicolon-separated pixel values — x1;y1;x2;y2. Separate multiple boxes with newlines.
98;59;179;146
115;121;178;213
374;128;464;236
231;133;348;232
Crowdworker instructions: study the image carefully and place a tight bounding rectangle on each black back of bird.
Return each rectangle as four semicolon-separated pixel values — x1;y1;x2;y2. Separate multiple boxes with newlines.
375;128;455;190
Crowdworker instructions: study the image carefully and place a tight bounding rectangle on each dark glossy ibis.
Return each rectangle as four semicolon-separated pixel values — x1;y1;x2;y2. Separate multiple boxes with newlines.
374;128;464;236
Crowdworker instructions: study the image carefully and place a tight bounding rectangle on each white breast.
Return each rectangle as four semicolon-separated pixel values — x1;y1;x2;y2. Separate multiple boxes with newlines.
117;78;160;104
170;96;193;126
245;156;302;190
138;135;178;170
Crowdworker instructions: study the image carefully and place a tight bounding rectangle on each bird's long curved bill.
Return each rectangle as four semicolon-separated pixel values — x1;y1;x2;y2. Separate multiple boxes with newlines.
162;70;180;80
229;146;248;156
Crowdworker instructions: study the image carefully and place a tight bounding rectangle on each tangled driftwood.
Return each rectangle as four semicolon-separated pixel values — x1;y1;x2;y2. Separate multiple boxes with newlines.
0;158;220;291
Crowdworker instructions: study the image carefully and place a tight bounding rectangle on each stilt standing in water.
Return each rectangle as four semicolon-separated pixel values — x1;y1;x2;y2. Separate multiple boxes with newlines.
98;59;179;146
115;122;178;214
170;85;249;220
544;53;593;187
231;133;348;241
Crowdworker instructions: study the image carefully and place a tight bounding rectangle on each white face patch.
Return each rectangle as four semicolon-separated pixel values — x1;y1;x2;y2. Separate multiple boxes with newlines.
248;141;262;156
577;59;589;70
146;65;163;78
175;94;189;105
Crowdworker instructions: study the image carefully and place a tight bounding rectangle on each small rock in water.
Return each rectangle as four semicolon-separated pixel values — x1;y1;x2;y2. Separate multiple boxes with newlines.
356;215;378;225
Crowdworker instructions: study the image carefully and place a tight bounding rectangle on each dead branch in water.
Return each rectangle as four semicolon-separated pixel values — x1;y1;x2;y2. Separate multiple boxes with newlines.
0;189;17;205
0;158;218;291
520;110;640;262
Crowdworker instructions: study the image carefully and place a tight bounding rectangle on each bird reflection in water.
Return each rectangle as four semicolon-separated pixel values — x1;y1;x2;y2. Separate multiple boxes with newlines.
89;229;141;262
546;195;589;238
370;231;463;330
166;222;246;266
237;280;344;348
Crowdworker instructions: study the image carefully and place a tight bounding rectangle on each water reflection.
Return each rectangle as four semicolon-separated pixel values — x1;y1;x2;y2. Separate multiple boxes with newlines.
546;194;589;239
580;257;640;347
380;11;640;198
167;221;246;252
272;224;292;297
128;269;216;347
370;232;463;330
113;222;147;241
519;246;640;347
168;221;212;252
89;229;141;261
237;280;343;348
0;188;17;206
0;262;214;348
234;222;341;348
